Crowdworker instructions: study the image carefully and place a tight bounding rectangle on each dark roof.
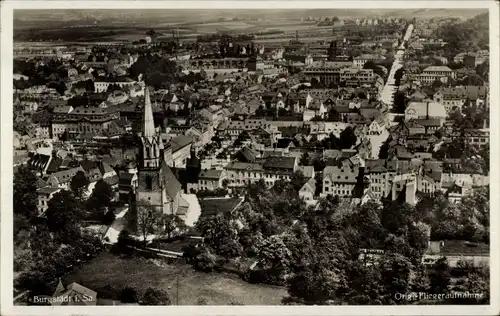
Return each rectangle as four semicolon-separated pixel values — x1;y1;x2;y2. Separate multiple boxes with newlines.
198;169;223;180
104;175;119;186
170;135;194;153
45;156;63;174
37;186;61;194
28;153;51;171
276;138;294;149
199;197;243;217
278;126;310;138
234;146;258;163
79;159;99;173
263;156;296;170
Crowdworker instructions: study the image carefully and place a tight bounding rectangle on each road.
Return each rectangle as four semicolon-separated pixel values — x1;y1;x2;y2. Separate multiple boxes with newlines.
104;207;129;244
368;24;414;159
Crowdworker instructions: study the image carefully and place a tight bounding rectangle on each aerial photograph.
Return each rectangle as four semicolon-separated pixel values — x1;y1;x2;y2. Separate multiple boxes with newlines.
12;8;490;306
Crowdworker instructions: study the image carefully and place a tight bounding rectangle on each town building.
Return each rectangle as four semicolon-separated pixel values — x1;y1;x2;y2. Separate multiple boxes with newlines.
132;88;190;226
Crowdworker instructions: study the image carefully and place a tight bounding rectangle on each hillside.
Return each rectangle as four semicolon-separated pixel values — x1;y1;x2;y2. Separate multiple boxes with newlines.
434;12;489;52
14;9;488;30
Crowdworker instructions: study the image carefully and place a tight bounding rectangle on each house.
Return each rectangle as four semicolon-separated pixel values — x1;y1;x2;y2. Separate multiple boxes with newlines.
322;165;359;198
420;66;455;84
367;118;385;135
433;86;488;113
94;76;136;93
36;186;62;216
27;152;52;176
31;110;53;139
46;166;85;189
187;169;226;193
168;135;194;168
298;165;315;179
299;177;316;203
233;145;259;163
50;279;97;306
365;159;397;199
118;171;138;202
86;167;104;194
405;100;447;124
308;99;327;118
352;54;386;68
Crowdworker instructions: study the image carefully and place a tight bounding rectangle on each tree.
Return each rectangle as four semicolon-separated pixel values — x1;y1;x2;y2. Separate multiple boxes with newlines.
299;151;311;166
289;171;307;192
431;79;443;90
190;243;218;272
141;287;171;305
381;201;416;236
92;180;114;206
46;190;83;244
429;257;451;294
197;297;209;305
13;166;39;226
379;253;412;303
196;213;242;259
339;126;357;149
393;91;407;114
119;286;139;303
70;170;89;201
394;68;405;86
255;235;293;283
136;200;163;246
113;229;131;254
286;258;341;305
163;214;186;240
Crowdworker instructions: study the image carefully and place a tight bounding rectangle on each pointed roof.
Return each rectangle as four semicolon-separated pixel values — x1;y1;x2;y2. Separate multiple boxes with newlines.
53;278;65;297
142;87;155;138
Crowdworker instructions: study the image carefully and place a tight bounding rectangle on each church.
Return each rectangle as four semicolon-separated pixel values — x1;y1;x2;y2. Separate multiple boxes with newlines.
131;87;191;228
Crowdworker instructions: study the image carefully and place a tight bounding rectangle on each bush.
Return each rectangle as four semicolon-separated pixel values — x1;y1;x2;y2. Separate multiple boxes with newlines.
194;246;218;272
102;210;116;226
119;286;139;303
141;287;171;305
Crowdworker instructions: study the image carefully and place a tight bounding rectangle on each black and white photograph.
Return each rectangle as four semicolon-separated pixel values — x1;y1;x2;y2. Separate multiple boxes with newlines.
1;1;499;315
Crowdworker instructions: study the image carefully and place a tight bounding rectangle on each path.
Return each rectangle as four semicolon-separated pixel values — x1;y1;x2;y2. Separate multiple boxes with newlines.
369;23;414;158
104;207;129;244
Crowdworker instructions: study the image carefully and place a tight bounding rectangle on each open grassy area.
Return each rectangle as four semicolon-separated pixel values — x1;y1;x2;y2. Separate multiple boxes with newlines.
62;252;286;305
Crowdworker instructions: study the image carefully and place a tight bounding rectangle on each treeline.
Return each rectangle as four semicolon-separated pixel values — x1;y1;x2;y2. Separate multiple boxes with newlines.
434;13;489;53
177;176;489;304
13;166;116;296
14;28;120;42
196;34;255;43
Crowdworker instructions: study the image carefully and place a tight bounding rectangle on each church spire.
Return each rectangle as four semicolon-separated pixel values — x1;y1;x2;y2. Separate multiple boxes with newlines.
142;87;155;138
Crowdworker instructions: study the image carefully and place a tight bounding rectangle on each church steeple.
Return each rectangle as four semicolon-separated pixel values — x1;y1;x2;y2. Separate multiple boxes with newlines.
142;87;155;139
139;87;161;169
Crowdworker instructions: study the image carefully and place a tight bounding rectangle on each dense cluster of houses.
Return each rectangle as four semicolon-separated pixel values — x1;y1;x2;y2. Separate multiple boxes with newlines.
12;16;490;219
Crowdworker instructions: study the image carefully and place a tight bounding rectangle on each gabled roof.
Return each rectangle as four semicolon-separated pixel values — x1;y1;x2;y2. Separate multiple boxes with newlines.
263;156;296;170
50;166;85;184
300;178;316;194
298;165;314;178
52;282;97;306
323;165;358;183
160;160;182;199
28;153;52;171
198;169;223;180
170;135;194;153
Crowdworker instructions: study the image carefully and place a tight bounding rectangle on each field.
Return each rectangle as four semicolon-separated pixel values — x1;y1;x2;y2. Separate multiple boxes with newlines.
62;252;287;305
13;18;335;43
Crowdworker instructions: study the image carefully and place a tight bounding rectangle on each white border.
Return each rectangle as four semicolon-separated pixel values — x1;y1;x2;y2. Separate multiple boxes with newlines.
1;1;499;316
